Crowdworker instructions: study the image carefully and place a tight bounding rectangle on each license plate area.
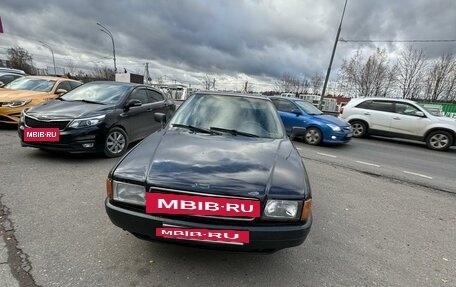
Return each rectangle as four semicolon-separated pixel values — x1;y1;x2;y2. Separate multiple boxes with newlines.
157;224;249;245
23;127;60;142
146;191;261;219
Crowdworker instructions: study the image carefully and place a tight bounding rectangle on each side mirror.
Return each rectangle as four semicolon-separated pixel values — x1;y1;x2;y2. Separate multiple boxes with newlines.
125;99;142;110
55;88;67;95
0;81;4;88
290;126;306;141
154;112;167;128
291;109;302;116
415;111;425;117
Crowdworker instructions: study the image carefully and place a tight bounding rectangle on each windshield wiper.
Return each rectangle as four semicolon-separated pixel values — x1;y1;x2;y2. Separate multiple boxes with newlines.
210;127;259;137
172;124;221;135
71;99;106;105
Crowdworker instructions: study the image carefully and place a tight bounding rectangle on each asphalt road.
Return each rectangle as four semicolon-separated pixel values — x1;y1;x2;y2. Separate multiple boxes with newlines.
0;129;455;287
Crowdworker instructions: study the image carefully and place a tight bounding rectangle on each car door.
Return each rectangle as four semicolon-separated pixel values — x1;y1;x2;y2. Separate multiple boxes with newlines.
359;100;395;133
122;87;153;141
272;99;305;135
390;102;430;137
145;89;169;134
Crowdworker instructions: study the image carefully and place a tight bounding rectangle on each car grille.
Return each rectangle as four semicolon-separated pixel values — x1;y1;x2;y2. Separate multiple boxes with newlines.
24;115;70;130
343;126;352;132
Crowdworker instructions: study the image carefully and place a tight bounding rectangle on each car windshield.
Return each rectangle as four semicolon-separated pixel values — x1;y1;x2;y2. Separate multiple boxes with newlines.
170;94;284;139
4;77;56;92
295;100;323;115
61;83;131;104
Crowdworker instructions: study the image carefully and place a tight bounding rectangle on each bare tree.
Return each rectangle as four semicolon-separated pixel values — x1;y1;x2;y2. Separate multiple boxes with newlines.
202;74;212;90
310;72;324;95
7;46;34;74
396;47;427;99
91;64;115;81
340;48;394;97
66;60;77;76
424;53;455;101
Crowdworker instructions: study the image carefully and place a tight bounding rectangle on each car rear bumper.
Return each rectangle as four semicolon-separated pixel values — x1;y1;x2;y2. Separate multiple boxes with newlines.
18;124;107;153
105;199;312;252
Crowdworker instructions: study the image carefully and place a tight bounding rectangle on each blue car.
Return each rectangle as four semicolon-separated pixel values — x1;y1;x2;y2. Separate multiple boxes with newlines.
270;97;352;145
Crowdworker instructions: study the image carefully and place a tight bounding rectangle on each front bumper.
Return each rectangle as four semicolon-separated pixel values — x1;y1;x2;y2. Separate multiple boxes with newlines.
323;130;352;144
18;123;107;153
105;199;312;252
0;106;22;124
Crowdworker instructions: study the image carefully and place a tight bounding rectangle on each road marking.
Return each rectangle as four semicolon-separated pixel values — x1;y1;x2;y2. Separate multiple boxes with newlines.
317;152;337;158
402;171;433;179
296;147;302;150
355;161;381;167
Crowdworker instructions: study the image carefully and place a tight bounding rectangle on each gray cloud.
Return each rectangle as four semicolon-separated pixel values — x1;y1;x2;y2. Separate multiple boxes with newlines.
0;0;455;89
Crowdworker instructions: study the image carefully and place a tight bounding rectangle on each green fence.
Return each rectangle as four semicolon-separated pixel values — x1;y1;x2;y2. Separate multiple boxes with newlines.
441;103;456;118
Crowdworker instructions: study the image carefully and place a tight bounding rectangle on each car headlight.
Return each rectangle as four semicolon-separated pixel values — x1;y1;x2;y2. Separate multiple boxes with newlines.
113;181;145;206
6;99;31;107
69;115;105;128
327;124;341;132
263;200;300;220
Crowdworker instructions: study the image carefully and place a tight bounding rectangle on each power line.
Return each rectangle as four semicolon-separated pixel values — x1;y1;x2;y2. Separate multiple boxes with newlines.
340;38;456;43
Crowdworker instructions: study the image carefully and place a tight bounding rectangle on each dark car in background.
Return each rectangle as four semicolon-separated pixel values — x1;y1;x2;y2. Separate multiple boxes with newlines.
0;68;26;87
270;97;352;145
18;81;176;157
105;92;312;252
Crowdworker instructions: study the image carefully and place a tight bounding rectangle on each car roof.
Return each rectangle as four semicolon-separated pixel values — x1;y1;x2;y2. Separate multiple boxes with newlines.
195;91;270;101
86;81;162;90
349;97;417;104
22;75;81;83
0;68;26;75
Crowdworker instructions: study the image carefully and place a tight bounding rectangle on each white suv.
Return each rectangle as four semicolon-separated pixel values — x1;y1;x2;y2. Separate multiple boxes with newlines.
340;98;456;151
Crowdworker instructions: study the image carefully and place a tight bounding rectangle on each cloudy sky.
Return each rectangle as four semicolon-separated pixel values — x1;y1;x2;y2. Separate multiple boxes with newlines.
1;0;455;91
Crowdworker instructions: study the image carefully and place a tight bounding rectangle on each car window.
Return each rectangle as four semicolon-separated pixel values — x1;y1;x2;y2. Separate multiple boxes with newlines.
358;100;394;112
147;90;164;102
394;103;421;116
170;94;284;139
56;81;72;92
274;99;297;113
0;74;20;85
60;83;130;104
129;88;150;104
68;81;82;90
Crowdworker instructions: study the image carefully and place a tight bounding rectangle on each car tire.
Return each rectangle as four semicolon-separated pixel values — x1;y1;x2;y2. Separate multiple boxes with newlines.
350;120;367;138
304;127;322;145
425;130;453;151
104;127;129;157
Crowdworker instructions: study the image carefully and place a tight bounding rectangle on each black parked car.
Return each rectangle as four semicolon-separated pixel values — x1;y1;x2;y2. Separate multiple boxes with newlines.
105;92;312;252
18;81;176;157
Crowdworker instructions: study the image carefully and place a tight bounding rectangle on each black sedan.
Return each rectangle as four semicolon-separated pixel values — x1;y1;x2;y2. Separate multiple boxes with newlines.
18;81;176;157
105;92;312;252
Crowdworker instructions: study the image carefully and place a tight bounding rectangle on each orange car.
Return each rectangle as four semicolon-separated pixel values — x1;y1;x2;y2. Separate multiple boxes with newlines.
0;76;82;124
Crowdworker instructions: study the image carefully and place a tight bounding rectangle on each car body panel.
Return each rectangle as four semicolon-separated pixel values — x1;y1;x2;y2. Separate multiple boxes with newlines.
18;82;176;154
106;92;312;251
270;97;352;144
340;97;456;146
0;76;82;124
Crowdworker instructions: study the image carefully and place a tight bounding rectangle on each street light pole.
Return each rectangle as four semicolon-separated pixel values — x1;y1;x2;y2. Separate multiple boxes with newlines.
39;41;56;75
318;0;348;110
96;22;117;73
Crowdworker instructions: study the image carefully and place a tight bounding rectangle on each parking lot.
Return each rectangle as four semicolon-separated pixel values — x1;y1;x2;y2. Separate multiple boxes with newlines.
1;128;455;287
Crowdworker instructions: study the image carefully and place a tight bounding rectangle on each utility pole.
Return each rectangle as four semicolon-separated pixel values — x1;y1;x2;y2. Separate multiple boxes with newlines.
97;22;117;73
39;41;56;75
318;0;348;110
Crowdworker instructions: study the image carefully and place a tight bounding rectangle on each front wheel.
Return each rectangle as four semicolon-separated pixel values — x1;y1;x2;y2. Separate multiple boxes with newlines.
104;127;129;157
350;121;367;138
426;131;453;151
304;127;322;145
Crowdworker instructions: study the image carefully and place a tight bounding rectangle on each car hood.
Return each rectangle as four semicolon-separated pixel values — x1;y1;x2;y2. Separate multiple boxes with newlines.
112;130;310;199
435;116;456;126
313;114;349;126
26;99;114;119
0;89;51;101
